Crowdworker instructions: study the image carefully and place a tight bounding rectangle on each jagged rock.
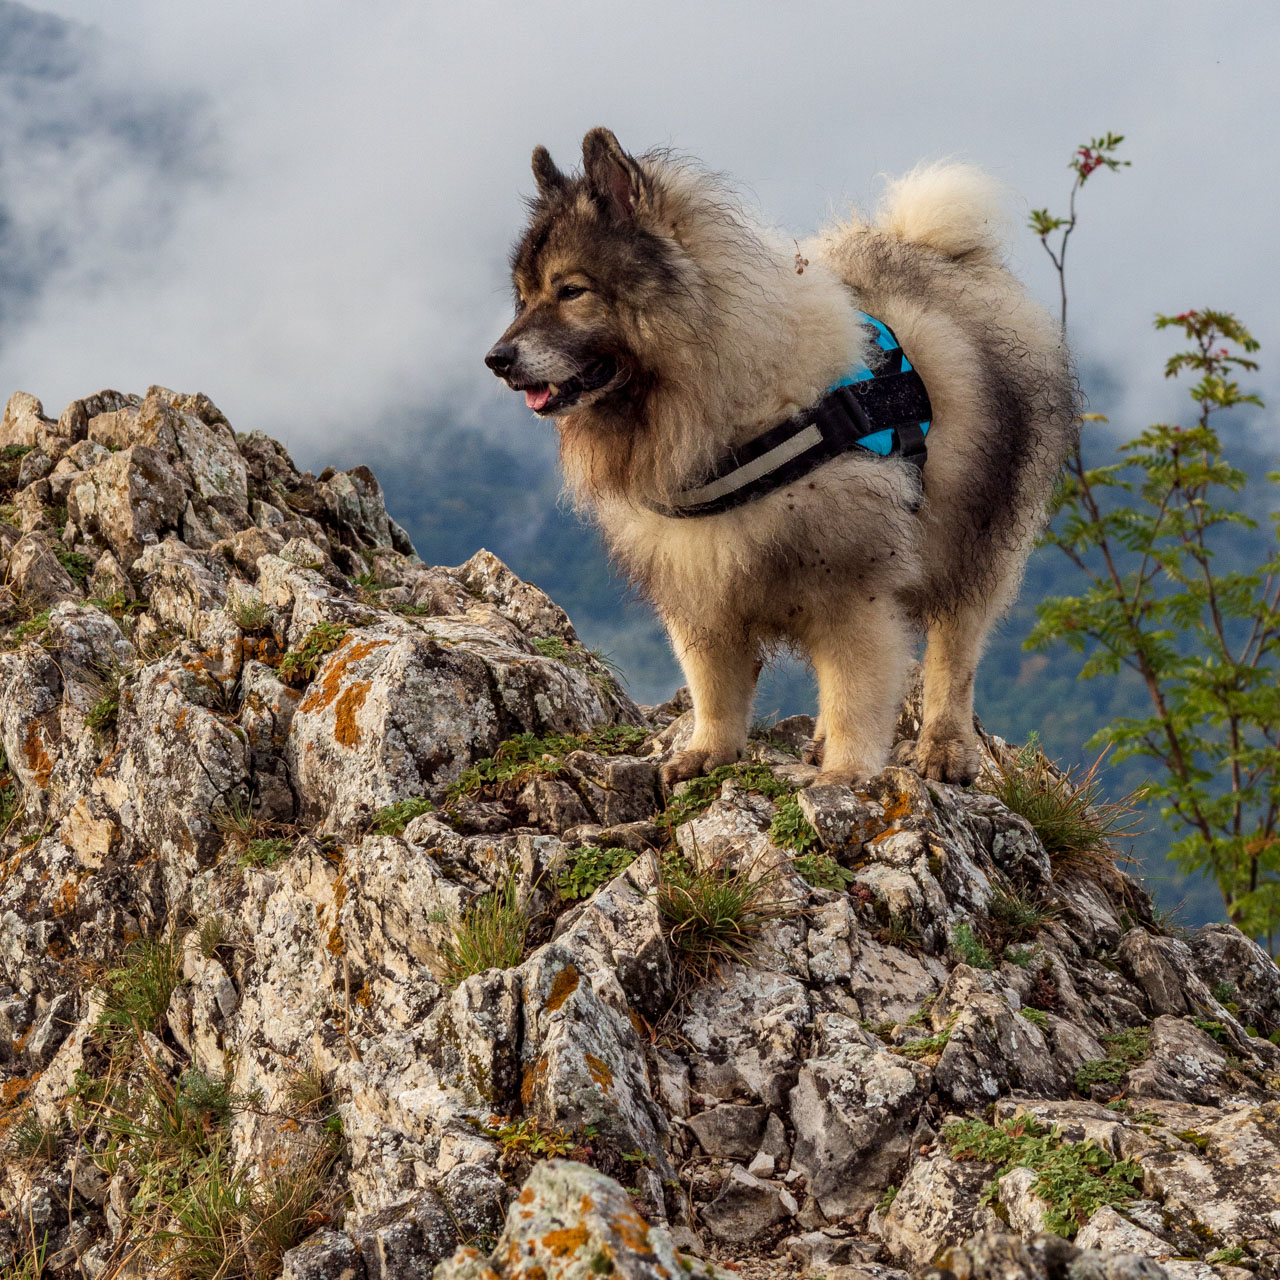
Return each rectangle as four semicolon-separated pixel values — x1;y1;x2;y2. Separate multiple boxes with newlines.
433;1160;689;1280
5;384;1280;1280
923;1229;1171;1279
790;1037;932;1218
700;1165;791;1242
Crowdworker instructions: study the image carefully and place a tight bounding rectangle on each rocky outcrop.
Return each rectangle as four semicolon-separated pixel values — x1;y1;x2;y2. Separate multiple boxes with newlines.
1;387;1279;1280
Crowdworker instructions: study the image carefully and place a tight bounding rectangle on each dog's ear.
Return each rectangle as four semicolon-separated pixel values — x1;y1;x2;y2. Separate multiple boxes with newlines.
582;127;650;219
531;145;567;201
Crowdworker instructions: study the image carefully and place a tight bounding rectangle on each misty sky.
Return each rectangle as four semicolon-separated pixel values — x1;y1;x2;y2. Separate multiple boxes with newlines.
1;0;1277;465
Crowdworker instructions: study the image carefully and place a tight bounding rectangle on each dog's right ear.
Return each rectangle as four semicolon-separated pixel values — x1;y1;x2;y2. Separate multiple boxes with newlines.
531;146;567;201
582;127;650;220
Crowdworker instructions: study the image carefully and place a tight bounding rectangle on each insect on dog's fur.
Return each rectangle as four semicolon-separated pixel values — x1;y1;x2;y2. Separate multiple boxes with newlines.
486;128;1078;788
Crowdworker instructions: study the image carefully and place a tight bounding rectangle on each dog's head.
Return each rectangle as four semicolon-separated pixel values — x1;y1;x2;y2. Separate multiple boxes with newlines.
485;128;677;419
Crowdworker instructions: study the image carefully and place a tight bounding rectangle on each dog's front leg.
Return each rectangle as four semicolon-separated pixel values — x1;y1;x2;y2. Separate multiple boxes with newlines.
807;599;911;786
661;621;758;788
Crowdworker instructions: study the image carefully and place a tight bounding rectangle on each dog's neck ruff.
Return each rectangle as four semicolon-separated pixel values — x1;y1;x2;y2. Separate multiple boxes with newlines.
652;313;932;519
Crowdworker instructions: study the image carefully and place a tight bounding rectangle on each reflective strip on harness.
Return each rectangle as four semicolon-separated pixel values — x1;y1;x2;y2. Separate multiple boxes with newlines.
653;312;932;519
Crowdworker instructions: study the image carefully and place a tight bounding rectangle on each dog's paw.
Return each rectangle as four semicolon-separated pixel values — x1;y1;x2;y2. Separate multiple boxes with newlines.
801;735;825;767
914;734;980;786
810;767;868;789
661;747;737;789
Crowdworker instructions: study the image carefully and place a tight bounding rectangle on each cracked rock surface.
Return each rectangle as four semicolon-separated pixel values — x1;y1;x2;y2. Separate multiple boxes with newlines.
2;388;1279;1280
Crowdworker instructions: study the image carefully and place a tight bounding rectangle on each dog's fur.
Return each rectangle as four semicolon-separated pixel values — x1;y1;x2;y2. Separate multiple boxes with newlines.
487;129;1077;788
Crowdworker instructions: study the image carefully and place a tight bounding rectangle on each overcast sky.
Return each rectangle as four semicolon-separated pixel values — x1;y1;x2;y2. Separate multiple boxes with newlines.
1;0;1277;464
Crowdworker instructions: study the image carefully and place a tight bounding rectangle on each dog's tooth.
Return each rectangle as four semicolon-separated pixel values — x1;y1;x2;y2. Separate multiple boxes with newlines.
548;383;560;396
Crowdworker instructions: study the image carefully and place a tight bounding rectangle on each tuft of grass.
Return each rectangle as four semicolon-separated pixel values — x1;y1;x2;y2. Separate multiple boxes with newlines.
1020;1007;1049;1030
429;876;530;988
371;796;435;836
1074;1026;1152;1095
655;853;791;976
990;885;1054;943
228;593;271;633
86;672;122;735
447;724;648;801
557;844;637;900
1211;980;1236;1005
951;921;995;970
278;622;349;683
197;915;230;961
96;934;184;1038
944;1114;1144;1239
6;1109;62;1161
284;1063;330;1117
981;741;1142;884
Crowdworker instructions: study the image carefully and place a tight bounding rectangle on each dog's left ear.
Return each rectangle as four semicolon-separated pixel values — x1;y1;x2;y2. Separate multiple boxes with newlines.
582;127;650;219
531;145;568;201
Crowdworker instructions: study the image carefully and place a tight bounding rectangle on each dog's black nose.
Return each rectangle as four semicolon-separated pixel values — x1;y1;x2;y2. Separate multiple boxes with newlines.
485;342;517;374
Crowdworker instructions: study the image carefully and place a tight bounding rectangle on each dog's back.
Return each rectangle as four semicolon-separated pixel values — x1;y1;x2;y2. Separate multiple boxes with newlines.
815;164;1078;620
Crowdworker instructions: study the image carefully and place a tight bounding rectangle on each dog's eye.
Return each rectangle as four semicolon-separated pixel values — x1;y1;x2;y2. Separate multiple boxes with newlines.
558;283;587;301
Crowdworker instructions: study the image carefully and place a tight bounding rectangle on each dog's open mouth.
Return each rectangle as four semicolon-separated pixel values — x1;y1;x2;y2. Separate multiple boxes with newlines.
520;357;617;415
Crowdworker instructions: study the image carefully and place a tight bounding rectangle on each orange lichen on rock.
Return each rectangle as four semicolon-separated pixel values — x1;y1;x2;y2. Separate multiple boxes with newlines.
611;1207;652;1254
545;963;579;1013
521;1054;548;1106
333;680;371;747
21;718;54;787
50;874;81;917
517;1187;536;1207
585;1053;614;1092
299;638;390;715
540;1226;589;1257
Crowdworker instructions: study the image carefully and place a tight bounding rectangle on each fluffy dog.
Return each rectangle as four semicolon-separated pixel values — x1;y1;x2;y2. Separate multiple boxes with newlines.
486;128;1077;788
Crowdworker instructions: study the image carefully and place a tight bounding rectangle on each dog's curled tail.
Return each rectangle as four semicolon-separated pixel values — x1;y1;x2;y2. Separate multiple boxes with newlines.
875;162;1009;260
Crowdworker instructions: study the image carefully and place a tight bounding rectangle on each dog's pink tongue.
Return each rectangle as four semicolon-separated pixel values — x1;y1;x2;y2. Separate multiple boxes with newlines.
525;387;552;411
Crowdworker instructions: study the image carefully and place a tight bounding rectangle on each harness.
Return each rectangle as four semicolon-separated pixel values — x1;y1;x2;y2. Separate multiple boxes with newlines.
652;313;932;519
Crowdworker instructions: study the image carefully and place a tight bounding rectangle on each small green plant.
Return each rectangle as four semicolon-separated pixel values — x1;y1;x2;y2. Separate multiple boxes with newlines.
54;545;94;589
881;910;922;949
944;1113;1143;1239
558;844;637;900
1005;945;1035;968
892;1021;953;1063
1211;981;1236;1005
278;621;349;683
10;609;52;647
532;635;571;662
85;673;122;735
951;921;995;970
237;836;294;870
659;762;793;836
371;796;435;836
1020;1007;1049;1030
792;851;855;892
1192;1017;1228;1043
284;1063;330;1117
429;876;530;988
655;853;791;976
448;724;649;801
96;933;184;1038
1207;1246;1246;1265
1074;1025;1152;1095
876;1183;898;1216
768;795;819;855
480;1114;586;1169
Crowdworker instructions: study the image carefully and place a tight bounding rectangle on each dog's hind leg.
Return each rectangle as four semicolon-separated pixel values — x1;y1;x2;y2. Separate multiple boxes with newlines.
808;600;911;786
661;622;759;788
915;600;996;785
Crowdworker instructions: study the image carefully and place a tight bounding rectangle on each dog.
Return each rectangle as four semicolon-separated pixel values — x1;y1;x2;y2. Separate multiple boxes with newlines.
486;128;1077;789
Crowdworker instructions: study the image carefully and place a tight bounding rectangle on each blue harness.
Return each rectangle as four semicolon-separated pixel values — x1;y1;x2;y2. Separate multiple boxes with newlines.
654;313;932;519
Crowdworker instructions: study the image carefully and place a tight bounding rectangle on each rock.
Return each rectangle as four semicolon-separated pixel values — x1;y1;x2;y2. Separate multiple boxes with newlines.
923;1229;1172;1279
878;1155;994;1270
67;444;187;566
687;1102;767;1159
281;1230;368;1280
433;1160;689;1280
1126;1015;1263;1107
790;1039;931;1218
700;1166;791;1242
350;1190;458;1278
997;1166;1054;1238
